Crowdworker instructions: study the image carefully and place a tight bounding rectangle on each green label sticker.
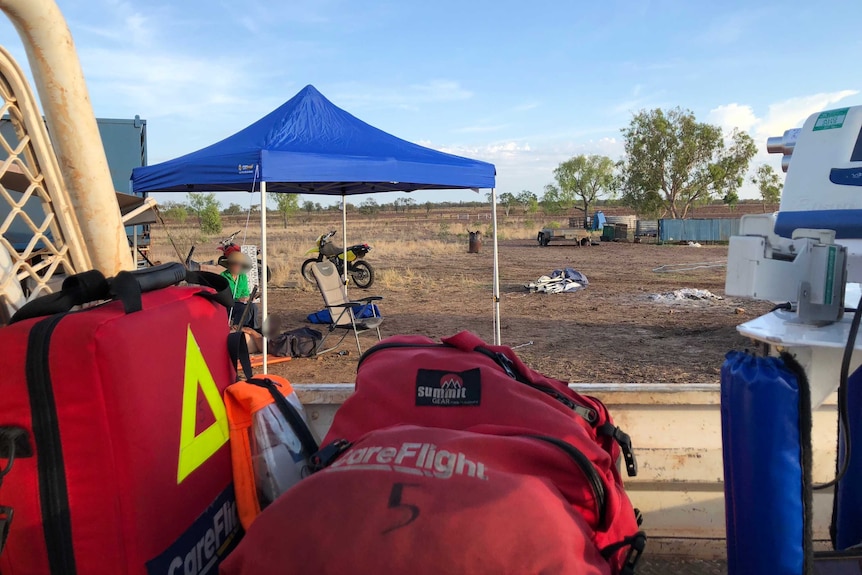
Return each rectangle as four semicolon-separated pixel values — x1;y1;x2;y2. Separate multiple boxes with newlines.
814;108;849;131
825;246;836;305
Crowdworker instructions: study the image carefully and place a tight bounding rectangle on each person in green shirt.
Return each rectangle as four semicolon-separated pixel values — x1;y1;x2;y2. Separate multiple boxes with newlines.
221;251;259;330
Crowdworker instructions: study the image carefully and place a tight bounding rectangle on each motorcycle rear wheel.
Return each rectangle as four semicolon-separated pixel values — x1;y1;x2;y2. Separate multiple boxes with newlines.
350;261;375;289
300;258;318;283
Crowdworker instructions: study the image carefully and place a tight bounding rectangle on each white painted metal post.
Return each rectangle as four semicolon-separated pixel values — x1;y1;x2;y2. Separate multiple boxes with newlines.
342;194;348;288
261;180;268;374
0;0;132;274
491;188;501;345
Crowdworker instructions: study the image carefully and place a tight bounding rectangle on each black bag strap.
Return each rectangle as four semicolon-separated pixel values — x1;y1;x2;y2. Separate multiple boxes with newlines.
186;269;234;310
10;269;109;323
227;330;254;382
10;263;232;323
248;377;320;456
600;532;646;575
0;427;30;557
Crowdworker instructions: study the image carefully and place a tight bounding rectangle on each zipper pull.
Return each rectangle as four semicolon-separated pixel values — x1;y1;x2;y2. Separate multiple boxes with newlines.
494;352;517;379
310;439;351;472
573;404;598;423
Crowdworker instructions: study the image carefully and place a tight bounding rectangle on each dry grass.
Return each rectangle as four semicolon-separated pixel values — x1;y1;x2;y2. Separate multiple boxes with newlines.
375;267;426;290
148;214;547;288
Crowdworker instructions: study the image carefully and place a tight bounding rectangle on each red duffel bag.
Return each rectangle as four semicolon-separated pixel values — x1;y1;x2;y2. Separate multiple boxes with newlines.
326;331;637;483
221;425;616;575
320;332;643;573
0;266;242;575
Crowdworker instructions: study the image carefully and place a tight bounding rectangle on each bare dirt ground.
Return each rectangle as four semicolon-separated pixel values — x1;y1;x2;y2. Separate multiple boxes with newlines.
262;240;768;385
151;217;769;385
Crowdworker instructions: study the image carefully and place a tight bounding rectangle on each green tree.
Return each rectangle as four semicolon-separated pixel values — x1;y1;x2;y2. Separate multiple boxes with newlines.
314;202;323;212
496;192;517;217
544;154;616;224
161;202;188;224
541;186;565;214
619;108;756;219
269;193;300;227
223;202;243;216
360;197;379;215
302;200;315;214
751;164;784;212
187;192;221;231
723;190;739;211
516;190;539;214
200;204;223;234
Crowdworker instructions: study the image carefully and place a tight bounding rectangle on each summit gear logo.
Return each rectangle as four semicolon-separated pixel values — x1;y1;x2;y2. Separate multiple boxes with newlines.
416;368;481;406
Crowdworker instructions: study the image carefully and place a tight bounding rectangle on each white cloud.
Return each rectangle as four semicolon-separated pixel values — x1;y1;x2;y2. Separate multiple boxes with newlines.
417;137;624;192
707;89;861;198
708;90;860;143
453;124;508;134
698;9;764;46
332;80;474;111
707;103;759;133
511;102;540;112
408;80;473;103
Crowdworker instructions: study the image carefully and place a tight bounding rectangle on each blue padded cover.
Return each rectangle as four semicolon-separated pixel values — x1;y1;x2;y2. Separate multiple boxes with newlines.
721;351;809;575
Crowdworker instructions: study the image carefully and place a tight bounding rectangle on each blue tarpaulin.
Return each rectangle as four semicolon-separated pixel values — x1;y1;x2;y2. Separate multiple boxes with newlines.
307;303;381;324
130;85;496;195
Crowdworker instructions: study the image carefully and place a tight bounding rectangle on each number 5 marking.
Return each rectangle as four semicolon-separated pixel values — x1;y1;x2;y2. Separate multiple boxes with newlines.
382;483;420;535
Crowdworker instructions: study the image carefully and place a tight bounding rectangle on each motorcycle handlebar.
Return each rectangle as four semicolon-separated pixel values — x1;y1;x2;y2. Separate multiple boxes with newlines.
222;230;242;245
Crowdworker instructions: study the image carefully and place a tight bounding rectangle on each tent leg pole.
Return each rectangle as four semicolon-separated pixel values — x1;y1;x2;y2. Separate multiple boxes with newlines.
132;225;137;268
261;180;268;374
491;188;501;345
342;194;348;289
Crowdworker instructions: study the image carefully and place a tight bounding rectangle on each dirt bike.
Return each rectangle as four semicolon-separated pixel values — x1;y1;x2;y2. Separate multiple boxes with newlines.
185;229;271;287
301;230;375;289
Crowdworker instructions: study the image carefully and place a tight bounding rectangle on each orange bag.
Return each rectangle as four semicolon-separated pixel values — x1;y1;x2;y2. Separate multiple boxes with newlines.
224;374;318;530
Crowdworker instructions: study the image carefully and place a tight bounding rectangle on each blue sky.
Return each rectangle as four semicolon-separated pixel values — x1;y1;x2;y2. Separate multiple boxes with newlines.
2;0;861;207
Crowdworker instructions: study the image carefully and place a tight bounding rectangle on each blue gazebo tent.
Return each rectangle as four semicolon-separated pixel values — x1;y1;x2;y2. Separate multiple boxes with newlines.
132;85;501;364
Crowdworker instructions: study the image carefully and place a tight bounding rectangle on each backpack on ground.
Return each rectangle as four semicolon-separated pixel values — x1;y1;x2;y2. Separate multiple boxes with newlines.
223;331;644;575
270;327;323;358
224;372;319;530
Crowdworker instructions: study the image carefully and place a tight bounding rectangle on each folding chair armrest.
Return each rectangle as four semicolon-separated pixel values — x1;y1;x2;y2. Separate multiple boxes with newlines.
326;302;363;309
353;296;383;303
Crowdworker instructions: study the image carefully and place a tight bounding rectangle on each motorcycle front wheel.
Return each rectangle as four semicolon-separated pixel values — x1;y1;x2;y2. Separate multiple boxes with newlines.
257;261;272;285
300;258;318;283
350;261;375;289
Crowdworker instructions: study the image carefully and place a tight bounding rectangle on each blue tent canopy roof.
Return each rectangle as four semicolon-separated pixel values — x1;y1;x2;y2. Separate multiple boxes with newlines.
131;85;496;195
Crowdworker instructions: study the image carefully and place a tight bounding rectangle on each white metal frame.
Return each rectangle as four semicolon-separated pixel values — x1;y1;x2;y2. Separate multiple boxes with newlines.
0;0;132;275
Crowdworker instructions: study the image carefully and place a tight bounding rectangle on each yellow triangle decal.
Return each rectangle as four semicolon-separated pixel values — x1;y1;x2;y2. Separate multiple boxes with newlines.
177;325;229;484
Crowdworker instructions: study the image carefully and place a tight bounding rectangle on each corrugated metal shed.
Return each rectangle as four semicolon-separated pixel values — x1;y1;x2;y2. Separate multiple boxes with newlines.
636;220;658;236
658;218;740;243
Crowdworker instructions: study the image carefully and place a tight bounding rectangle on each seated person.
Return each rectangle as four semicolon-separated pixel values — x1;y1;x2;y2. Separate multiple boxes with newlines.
221;251;260;332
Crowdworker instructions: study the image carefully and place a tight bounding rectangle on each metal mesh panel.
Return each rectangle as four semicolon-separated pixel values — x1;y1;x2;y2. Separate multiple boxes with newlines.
0;69;78;320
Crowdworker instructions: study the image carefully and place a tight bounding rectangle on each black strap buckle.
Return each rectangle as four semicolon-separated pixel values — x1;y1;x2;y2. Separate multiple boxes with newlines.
310;439;351;472
600;422;638;477
0;505;12;555
621;532;647;575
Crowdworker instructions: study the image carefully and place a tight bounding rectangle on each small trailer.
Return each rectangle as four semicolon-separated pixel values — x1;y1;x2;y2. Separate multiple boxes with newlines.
536;227;592;246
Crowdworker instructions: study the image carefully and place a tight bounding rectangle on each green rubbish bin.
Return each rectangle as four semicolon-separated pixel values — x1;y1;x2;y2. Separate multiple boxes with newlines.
601;226;615;241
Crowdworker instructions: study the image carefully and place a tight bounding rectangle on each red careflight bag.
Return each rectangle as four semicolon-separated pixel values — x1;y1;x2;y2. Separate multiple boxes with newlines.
0;265;242;575
222;425;615;575
325;331;643;573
